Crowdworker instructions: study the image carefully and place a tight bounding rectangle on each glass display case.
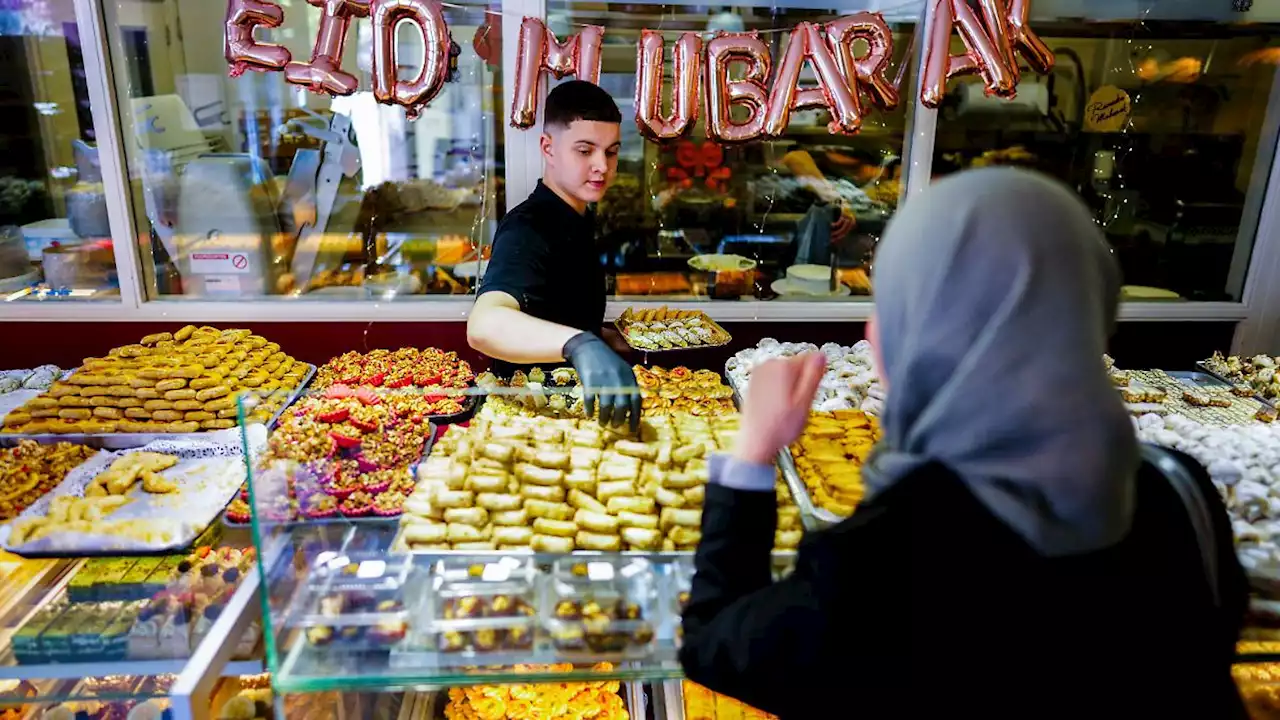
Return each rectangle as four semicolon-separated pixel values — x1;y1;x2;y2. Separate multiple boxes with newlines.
102;0;504;302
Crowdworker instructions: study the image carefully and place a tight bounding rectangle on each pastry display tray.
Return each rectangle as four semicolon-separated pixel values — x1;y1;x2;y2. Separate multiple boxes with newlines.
615;308;732;352
0;364;316;450
725;374;841;531
1193;362;1278;409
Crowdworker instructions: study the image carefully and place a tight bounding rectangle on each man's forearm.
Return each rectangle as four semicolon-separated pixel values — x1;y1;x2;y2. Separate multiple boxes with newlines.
468;305;583;364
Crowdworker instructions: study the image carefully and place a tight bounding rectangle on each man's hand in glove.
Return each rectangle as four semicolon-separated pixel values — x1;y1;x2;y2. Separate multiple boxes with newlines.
563;332;641;432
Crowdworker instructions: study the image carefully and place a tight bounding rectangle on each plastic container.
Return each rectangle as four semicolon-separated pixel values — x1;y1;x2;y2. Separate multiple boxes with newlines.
541;557;658;657
290;554;413;650
426;555;538;654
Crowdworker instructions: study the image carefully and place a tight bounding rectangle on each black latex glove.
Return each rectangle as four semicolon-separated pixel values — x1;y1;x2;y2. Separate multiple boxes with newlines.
563;331;641;432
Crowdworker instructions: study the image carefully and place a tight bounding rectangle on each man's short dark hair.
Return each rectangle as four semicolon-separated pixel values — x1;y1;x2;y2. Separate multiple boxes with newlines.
545;80;621;129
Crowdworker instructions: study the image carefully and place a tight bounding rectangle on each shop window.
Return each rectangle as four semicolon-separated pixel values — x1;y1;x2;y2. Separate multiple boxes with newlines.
931;20;1280;303
104;0;504;300
542;4;916;302
0;2;119;303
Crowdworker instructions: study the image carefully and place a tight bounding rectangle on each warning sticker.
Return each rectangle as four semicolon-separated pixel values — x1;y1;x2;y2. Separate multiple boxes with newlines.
190;252;252;274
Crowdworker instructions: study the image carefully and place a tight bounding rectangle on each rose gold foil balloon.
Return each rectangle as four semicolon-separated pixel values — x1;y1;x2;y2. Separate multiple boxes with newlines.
284;0;369;96
1007;0;1054;74
224;0;292;77
634;30;702;141
369;0;452;119
825;13;899;112
764;22;861;136
509;17;605;128
922;0;1054;109
704;32;771;144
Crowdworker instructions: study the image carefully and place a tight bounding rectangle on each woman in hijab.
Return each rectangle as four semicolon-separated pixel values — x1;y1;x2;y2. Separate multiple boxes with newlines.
679;168;1247;718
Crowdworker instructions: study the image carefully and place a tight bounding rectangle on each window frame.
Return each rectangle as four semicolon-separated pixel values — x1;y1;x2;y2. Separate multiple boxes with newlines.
6;0;1277;341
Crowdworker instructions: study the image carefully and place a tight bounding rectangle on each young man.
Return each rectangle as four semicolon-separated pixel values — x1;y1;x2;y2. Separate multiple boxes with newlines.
468;80;640;431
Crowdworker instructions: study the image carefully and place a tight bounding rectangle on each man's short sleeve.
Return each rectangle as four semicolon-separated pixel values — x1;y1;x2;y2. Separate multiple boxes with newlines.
478;218;546;311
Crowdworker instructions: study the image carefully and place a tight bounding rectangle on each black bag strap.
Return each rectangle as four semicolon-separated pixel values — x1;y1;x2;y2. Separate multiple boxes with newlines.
1141;445;1221;609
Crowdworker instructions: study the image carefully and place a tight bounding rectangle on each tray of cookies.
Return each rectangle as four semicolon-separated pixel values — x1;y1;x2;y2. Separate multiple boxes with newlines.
615;307;731;352
2;434;253;557
0;326;314;449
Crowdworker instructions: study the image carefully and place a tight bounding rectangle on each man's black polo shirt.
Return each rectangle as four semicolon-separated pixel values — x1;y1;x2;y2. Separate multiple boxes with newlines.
478;180;606;377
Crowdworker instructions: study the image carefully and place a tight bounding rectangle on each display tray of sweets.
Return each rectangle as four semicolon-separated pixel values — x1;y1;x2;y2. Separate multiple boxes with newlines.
727;339;884;415
439;665;630;720
3;436;250;557
683;680;778;720
1116;367;1272;427
224;392;434;525
778;409;880;528
476;365;734;420
396;413;802;553
312;348;477;423
0;441;97;523
1201;351;1280;406
0;326;314;448
288;553;413;652
615;306;731;351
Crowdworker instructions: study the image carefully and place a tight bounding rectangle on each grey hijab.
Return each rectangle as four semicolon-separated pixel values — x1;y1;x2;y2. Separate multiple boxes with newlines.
867;167;1138;557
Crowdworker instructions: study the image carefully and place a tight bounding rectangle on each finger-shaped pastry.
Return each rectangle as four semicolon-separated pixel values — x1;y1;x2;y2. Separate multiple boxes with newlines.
564;469;596;494
532;517;577;537
621;526;661;550
777;506;800;531
165;389;197;401
529;449;570;470
596;480;634;504
173;399;203;411
446;523;489;543
434;489;475;509
453;541;498;551
27;397;58;409
184;411;215;422
569;447;602;469
575;530;622;551
682;485;705;505
403;522;448;544
135;388;161;400
601;450;642;468
487;424;529;442
567;488;607;514
774;529;802;550
523;499;574;521
668;526;702;546
155;378;188;392
653;486;686;508
107;386;137;398
93;407;122;420
189;376;223;391
466;473;509;493
607;496;657;515
141;332;173;345
58;396;92;408
444;507;489;527
532;425;564;444
58;408;92;420
471;458;508;474
574;509;619;534
143;399;174;412
403;497;440;520
493;526;534;545
29;408;59;419
116;398;143;409
660;472;700;490
672;443;706;464
614;440;657;461
4;412;31;427
47;383;79;398
476;492;523;512
196;385;230;401
569;429;604;448
174;325;197;342
166;421;200;432
599;464;639;483
217;407;239;419
519;483;565;502
514;463;563;486
491;509;529;526
531;534;575;552
151;410;183;422
660;507;702;532
202;419;237;430
480;442;515;464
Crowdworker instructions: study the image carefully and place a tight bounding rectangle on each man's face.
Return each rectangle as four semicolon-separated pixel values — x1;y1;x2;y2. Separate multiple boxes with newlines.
541;120;621;205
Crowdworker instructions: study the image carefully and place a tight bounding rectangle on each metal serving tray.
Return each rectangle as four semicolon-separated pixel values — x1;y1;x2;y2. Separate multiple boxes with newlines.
1194;361;1278;409
724;373;842;531
0;364;317;450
